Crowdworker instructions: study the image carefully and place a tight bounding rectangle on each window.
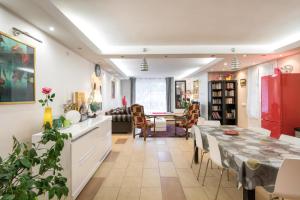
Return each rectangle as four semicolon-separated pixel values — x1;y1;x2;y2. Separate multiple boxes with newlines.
135;78;167;113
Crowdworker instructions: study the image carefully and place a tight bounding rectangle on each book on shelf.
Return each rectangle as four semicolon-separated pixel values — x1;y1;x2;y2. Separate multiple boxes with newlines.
212;83;222;89
226;109;236;119
225;82;235;89
212;112;222;120
212;91;222;97
225;90;235;96
225;97;234;104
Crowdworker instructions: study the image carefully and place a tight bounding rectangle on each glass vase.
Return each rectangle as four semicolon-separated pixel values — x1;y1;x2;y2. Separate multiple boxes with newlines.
43;106;53;127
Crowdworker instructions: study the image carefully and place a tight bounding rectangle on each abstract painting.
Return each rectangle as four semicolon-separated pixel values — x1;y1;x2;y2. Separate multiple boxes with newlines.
0;32;35;104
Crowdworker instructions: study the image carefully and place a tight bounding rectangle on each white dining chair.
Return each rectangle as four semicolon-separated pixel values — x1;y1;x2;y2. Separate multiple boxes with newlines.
202;134;229;200
249;127;271;136
269;159;300;200
190;125;208;180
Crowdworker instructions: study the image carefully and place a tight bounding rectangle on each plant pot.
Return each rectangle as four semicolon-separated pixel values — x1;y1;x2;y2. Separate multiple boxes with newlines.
43;106;53;127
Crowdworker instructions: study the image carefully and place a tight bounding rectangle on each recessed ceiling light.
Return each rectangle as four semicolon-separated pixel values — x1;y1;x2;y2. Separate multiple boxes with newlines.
224;62;228;66
279;54;283;57
49;26;55;31
243;54;247;57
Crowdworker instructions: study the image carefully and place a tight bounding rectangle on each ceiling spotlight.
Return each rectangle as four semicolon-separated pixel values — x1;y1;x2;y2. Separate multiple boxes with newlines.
279;54;283;57
230;48;240;70
243;54;247;57
49;26;55;31
224;62;228;66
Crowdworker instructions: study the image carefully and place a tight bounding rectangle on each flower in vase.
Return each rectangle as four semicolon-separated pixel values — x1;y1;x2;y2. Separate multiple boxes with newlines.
42;87;52;95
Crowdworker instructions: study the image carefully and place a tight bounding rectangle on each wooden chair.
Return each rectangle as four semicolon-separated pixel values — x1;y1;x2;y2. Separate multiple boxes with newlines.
175;103;200;140
130;104;153;141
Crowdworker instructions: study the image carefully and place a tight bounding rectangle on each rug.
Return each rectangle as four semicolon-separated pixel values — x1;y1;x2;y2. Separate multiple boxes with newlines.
146;124;186;137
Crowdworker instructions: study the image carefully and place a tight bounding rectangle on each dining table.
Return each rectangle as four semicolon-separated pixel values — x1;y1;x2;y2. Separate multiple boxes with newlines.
193;125;300;200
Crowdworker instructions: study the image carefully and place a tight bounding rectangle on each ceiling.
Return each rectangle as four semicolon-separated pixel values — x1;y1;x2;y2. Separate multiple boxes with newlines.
110;58;218;78
1;0;300;78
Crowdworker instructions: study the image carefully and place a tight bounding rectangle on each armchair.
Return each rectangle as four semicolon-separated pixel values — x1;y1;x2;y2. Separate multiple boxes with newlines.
130;104;153;141
175;103;200;139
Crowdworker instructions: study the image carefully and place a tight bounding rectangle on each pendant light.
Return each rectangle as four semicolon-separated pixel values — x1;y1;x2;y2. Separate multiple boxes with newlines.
140;48;149;71
231;48;240;70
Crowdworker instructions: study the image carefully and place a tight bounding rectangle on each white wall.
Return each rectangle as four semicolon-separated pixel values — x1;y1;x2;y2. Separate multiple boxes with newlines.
120;79;131;104
198;73;208;119
101;70;121;111
0;6;120;157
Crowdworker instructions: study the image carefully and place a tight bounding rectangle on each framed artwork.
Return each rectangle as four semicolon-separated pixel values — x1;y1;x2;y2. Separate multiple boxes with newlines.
240;79;247;87
193;80;199;100
111;81;115;99
0;32;35;104
175;80;186;109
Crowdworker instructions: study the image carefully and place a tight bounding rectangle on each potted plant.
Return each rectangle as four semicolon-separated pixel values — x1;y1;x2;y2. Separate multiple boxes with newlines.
0;88;70;200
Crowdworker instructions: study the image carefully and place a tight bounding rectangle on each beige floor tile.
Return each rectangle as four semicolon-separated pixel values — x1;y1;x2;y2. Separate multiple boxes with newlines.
94;162;114;177
140;187;162;200
93;187;119;200
177;168;200;187
183;187;209;200
102;175;124;187
143;158;159;168
143;169;160;177
125;166;143;177
121;176;142;188
117;187;141;200
159;162;178;177
142;175;161;187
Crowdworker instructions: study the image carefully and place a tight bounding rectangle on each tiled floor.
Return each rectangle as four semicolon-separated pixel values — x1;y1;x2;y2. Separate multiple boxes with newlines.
79;134;244;200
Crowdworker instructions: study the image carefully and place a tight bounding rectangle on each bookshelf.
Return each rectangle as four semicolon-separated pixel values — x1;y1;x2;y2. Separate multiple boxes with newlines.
208;80;237;125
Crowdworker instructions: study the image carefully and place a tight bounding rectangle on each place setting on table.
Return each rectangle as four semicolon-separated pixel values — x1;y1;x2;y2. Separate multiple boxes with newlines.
194;125;300;200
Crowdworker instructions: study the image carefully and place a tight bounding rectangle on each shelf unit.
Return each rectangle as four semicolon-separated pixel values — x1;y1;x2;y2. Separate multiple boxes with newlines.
208;80;237;125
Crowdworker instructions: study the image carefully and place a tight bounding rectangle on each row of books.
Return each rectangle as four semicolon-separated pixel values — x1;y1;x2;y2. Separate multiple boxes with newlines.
212;105;221;111
225;97;234;104
212;91;222;97
226;82;235;89
212;112;222;119
225;90;235;97
212;99;222;104
212;83;222;89
226;109;236;119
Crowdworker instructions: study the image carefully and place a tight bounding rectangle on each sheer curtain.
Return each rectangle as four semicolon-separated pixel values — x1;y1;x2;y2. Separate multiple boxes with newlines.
135;78;167;113
247;62;276;119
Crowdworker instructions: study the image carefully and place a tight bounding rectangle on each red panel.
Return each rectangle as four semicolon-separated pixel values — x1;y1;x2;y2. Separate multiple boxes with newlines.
262;120;281;139
261;75;281;122
281;74;300;136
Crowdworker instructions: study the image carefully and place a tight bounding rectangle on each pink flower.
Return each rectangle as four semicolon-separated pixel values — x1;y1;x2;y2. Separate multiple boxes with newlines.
122;96;127;106
42;87;52;95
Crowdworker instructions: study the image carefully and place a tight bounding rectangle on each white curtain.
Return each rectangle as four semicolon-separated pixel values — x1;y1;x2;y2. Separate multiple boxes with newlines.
247;61;276;119
135;78;167;113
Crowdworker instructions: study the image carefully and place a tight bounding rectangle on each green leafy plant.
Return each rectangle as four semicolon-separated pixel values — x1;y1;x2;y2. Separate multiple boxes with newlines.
0;123;71;200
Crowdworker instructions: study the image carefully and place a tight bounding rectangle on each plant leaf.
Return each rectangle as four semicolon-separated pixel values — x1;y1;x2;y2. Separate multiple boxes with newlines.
20;158;31;168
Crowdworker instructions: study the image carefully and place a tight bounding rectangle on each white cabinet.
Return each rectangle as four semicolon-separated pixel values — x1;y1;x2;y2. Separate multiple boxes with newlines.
32;116;112;200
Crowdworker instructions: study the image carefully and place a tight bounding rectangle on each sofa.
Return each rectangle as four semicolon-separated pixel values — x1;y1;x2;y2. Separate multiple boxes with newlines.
105;107;132;133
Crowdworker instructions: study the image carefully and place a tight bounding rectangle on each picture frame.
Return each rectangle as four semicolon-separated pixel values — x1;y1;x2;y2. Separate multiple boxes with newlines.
0;31;36;104
175;80;186;109
240;79;247;87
